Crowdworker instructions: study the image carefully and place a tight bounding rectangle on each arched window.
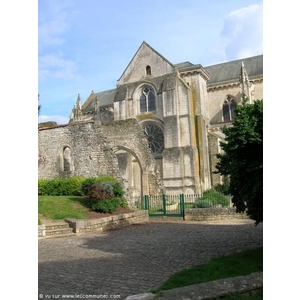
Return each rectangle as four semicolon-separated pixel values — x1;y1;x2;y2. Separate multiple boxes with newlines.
143;123;164;153
223;96;237;122
140;87;156;113
63;147;72;172
146;65;151;75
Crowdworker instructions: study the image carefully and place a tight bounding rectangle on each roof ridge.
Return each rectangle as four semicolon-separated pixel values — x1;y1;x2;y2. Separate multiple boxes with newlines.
204;54;263;68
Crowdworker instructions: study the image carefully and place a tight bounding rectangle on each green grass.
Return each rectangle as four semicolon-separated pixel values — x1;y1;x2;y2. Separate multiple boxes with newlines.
157;247;263;292
38;196;89;220
216;288;263;300
38;218;41;225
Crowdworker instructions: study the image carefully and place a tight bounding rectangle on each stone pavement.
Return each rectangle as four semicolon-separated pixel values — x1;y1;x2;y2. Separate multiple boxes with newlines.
38;219;263;300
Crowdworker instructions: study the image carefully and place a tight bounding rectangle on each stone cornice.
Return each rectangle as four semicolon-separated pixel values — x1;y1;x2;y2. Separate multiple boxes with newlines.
207;75;263;91
179;65;211;81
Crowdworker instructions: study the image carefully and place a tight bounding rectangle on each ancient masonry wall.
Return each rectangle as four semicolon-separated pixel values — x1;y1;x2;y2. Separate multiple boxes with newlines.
38;121;121;180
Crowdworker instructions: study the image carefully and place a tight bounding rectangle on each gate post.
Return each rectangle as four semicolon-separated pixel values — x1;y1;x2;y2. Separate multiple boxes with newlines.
144;195;149;210
162;194;166;216
180;194;185;220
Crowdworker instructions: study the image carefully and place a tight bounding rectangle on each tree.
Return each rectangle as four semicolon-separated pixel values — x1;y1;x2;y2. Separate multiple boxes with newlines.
215;100;263;224
38;93;41;116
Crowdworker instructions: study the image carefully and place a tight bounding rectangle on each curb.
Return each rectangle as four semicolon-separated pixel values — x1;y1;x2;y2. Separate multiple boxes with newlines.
125;272;263;300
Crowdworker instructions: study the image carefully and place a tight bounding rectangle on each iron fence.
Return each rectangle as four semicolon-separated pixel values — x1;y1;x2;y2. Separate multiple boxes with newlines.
131;191;233;217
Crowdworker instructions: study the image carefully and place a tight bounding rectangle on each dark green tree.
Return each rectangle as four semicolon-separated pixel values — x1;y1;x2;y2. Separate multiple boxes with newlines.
215;100;263;224
38;93;41;116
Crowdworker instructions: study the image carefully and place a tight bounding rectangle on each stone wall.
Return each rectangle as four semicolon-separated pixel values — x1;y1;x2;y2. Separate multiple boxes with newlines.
65;210;149;234
38;121;121;180
185;207;248;221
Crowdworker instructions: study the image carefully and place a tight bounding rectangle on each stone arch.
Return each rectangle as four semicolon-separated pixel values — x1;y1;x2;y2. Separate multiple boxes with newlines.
112;146;144;197
58;144;74;175
100;119;164;196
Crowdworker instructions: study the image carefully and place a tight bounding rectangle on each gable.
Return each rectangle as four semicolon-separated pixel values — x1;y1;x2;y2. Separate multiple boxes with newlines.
118;41;175;85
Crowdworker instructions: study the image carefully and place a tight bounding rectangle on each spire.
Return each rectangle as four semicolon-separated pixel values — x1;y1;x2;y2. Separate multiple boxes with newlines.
69;94;83;123
239;62;253;104
94;95;99;111
76;94;82;109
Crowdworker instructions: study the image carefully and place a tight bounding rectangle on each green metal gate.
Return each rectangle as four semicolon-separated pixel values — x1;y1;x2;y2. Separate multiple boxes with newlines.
144;194;185;218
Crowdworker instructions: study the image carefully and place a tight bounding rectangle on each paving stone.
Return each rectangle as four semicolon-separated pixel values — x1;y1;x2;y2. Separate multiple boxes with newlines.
39;219;262;299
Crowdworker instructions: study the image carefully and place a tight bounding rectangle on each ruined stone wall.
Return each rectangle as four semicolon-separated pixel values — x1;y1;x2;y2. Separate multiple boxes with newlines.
38;120;163;197
38;121;121;180
100;118;164;195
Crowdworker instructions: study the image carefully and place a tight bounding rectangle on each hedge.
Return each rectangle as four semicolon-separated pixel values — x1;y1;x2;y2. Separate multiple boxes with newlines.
38;176;120;196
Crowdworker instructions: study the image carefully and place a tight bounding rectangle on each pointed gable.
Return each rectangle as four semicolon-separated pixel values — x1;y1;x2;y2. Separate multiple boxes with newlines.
118;41;175;85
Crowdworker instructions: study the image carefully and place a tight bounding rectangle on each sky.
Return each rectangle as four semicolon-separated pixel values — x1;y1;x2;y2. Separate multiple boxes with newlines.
38;0;263;124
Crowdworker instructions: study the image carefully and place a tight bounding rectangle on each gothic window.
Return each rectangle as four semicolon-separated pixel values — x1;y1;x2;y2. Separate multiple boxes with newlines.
146;65;151;75
139;87;156;113
143;124;164;154
223;96;237;122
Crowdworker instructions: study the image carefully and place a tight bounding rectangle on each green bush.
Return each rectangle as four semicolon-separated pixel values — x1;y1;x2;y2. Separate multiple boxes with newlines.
38;177;120;196
86;183;114;204
193;199;213;208
92;198;121;213
80;177;118;195
194;188;230;208
38;177;86;196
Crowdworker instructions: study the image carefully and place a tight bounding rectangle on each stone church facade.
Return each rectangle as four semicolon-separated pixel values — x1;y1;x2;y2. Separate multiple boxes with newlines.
39;41;263;199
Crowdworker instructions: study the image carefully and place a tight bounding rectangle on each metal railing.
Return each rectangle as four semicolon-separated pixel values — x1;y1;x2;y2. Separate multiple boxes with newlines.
131;190;233;217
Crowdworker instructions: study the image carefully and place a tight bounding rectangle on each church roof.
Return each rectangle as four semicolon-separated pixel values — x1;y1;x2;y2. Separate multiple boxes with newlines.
82;89;116;112
204;55;263;86
81;54;263;111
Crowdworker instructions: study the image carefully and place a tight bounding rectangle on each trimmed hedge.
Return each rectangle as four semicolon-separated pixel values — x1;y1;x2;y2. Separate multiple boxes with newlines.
38;176;121;196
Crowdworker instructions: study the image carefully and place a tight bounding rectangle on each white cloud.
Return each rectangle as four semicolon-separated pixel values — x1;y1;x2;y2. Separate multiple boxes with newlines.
221;3;263;60
39;52;78;81
38;114;69;125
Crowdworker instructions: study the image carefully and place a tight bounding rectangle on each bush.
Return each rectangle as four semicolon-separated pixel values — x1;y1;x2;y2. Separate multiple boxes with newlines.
194;188;230;208
38;177;86;195
86;183;114;204
80;177;118;195
92;198;121;213
38;176;121;196
193;200;213;208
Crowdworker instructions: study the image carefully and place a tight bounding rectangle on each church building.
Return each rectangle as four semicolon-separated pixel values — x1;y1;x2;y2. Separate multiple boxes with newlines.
69;41;263;196
39;41;263;200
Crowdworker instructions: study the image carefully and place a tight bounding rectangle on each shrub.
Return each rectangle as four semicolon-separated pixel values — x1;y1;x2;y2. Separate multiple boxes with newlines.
194;188;230;208
86;183;114;204
80;177;118;195
38;179;48;195
193;200;213;208
202;188;230;207
113;182;125;198
92;198;121;213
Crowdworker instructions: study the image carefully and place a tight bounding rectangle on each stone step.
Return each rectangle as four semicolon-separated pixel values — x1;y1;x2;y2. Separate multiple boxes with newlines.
45;232;76;239
46;227;74;236
45;222;71;230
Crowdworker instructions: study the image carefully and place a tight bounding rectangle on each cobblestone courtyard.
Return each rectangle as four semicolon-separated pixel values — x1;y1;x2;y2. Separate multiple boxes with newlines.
38;219;263;299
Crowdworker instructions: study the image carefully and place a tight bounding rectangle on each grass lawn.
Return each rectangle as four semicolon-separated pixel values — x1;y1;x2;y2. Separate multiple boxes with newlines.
38;196;89;220
156;247;263;292
215;288;263;300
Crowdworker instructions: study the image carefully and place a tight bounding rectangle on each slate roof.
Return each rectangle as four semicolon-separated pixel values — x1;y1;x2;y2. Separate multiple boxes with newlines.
204;55;263;86
82;89;116;112
81;55;263;111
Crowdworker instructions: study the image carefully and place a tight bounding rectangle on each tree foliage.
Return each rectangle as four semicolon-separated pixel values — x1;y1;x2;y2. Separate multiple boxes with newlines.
38;93;41;116
215;100;263;224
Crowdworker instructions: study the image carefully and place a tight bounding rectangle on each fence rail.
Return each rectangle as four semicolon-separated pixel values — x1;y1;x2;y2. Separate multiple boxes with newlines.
131;191;233;218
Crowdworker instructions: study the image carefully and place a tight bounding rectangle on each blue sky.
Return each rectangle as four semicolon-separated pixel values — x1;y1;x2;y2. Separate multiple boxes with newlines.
38;0;263;124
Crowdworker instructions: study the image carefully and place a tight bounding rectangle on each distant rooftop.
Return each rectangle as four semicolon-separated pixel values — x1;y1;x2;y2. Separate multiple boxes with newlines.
204;55;263;85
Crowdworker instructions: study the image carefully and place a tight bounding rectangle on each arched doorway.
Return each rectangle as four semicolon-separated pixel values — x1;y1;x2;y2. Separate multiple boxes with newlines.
113;146;143;198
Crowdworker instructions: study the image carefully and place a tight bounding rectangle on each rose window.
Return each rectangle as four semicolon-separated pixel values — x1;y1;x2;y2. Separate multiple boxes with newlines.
143;124;164;154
